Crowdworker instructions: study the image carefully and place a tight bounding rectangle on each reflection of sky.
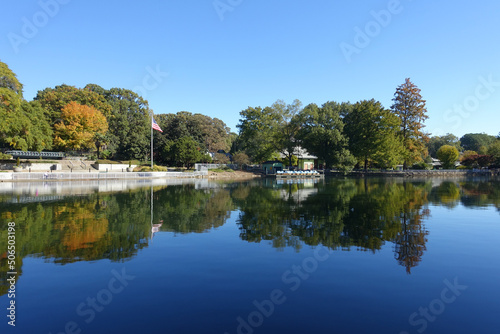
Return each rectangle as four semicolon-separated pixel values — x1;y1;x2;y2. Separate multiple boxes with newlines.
426;204;500;260
1;179;500;333
4;204;500;334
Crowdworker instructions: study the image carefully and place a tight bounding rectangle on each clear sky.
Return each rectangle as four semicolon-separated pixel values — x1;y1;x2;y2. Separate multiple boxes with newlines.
1;0;499;138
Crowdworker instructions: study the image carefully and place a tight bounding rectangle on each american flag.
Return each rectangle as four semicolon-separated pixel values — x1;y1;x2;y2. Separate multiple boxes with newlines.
152;117;163;132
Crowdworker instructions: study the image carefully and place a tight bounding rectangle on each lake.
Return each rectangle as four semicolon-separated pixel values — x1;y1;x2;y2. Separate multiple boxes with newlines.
1;177;499;334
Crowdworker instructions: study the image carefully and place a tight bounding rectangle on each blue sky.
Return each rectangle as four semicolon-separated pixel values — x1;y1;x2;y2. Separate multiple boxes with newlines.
1;0;499;137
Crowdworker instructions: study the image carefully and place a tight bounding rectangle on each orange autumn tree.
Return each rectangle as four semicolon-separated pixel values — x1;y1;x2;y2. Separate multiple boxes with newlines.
54;101;108;151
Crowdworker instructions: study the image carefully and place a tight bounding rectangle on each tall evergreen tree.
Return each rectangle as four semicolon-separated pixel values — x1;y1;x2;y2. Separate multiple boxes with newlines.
391;78;429;169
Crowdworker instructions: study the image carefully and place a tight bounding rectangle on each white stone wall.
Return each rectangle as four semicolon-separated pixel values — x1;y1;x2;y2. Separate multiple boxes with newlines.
91;164;137;171
0;162;61;171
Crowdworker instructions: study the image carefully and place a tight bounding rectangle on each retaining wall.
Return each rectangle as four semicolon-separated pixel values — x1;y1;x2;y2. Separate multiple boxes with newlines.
91;163;138;171
0;162;61;171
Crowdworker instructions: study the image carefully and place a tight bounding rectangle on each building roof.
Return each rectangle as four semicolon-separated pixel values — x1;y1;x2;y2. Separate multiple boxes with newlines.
279;147;317;159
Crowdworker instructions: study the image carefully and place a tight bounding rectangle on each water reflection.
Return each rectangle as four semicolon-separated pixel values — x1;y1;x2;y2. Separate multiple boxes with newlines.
235;179;432;274
1;177;499;296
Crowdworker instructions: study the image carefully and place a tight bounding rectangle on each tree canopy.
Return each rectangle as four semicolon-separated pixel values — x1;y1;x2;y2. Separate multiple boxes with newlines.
54;102;108;151
344;99;402;169
0;60;23;97
88;86;151;160
427;134;461;158
0;61;52;151
35;84;112;126
2;59;498;170
237;106;278;162
298;102;355;170
460;133;496;153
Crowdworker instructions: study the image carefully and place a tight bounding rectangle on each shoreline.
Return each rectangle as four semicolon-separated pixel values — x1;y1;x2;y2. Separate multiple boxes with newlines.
328;169;500;178
0;170;262;183
1;169;498;183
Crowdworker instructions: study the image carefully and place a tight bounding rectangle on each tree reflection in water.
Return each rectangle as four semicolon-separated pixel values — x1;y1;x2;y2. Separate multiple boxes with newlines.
1;178;499;296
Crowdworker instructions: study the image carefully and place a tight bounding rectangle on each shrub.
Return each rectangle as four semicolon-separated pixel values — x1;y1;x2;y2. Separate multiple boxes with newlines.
437;145;459;169
209;167;234;173
96;159;119;164
461;154;494;168
0;153;13;160
138;165;168;172
100;150;112;160
411;162;432;170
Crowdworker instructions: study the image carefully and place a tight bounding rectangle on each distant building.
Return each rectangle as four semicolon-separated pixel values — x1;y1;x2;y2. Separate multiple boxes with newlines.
262;161;283;174
280;147;318;170
431;158;442;169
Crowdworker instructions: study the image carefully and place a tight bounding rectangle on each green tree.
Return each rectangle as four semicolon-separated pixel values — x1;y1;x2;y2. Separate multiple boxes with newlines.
460;133;496;152
232;152;250;169
21;100;53;151
86;85;151;160
487;141;500;167
1;88;26;150
391;78;429;169
157;112;231;155
191;113;231;153
0;61;52;151
171;136;203;168
298;102;356;170
35;84;112;126
437;145;459;169
237;106;278;162
427;134;461;158
213;152;230;164
268;99;303;167
0;60;23;96
344;99;402;170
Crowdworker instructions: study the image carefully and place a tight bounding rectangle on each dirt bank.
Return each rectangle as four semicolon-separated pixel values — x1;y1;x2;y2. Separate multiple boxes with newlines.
206;170;262;180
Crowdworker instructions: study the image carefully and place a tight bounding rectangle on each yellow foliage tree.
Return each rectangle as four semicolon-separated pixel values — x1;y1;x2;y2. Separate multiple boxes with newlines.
54;101;108;151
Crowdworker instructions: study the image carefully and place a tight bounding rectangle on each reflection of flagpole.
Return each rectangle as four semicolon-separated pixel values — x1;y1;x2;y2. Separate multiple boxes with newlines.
150;183;153;240
150;184;163;242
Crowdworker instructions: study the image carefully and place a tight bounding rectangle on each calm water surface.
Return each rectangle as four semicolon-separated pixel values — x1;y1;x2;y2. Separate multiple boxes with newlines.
1;177;499;334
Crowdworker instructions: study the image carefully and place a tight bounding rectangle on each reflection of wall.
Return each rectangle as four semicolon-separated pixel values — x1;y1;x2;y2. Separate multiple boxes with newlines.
0;179;213;201
279;188;318;202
